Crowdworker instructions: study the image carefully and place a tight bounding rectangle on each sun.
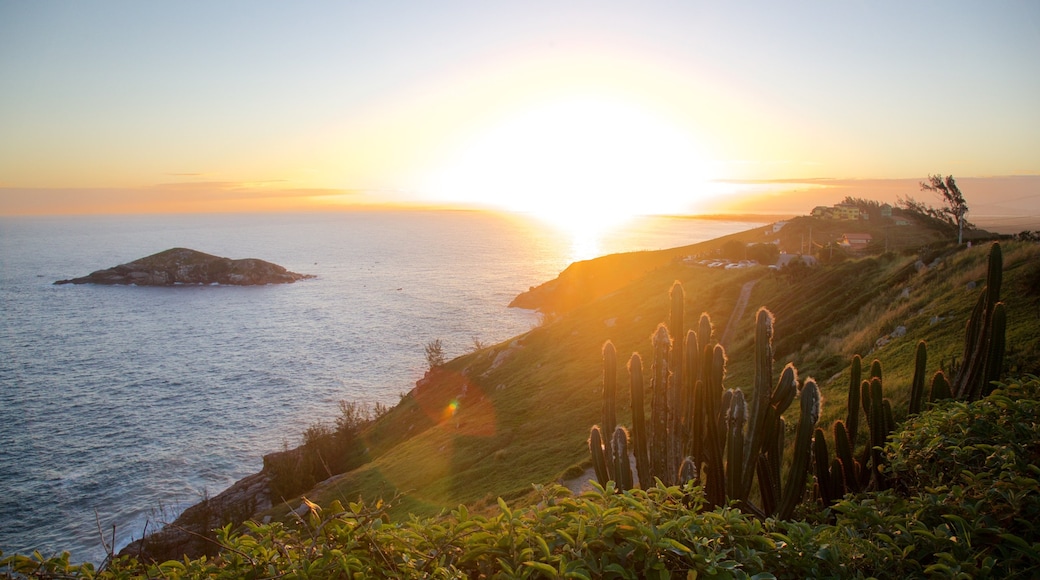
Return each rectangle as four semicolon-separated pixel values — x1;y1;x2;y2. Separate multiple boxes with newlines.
423;94;713;256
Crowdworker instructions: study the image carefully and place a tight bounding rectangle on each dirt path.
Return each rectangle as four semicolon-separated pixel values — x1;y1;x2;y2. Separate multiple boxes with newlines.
719;279;758;348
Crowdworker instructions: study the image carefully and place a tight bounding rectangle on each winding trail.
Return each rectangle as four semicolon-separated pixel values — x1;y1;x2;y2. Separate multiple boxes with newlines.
719;279;759;349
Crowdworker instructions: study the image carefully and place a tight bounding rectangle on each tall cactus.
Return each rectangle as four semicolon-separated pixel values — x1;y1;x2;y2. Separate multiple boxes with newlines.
866;377;890;490
611;426;634;491
703;344;728;506
777;379;820;519
628;353;651;487
588;425;610;487
983;303;1007;395
725;389;747;501
833;420;859;494
954;242;1006;401
650;324;672;483
845;356;862;448
602;341;617;467
740;308;775;500
908;340;928;415
813;428;835;505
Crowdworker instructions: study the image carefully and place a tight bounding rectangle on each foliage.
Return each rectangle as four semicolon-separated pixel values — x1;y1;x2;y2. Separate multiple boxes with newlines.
840;196;887;222
899;174;973;243
720;239;747;261
266;400;387;501
886;377;1040;564
8;375;1040;579
425;339;446;370
746;243;780;266
919;175;970;227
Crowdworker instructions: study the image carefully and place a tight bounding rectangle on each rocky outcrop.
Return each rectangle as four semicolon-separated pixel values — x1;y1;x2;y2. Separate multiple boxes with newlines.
119;471;272;563
55;248;314;286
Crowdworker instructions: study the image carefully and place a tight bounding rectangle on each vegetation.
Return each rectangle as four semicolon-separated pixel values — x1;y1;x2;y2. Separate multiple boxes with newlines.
5;377;1039;578
266;401;389;501
591;243;1008;512
5;216;1040;577
425;339;447;370
899;174;973;244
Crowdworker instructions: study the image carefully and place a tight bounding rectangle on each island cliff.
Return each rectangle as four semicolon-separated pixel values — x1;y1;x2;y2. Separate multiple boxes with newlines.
55;248;314;286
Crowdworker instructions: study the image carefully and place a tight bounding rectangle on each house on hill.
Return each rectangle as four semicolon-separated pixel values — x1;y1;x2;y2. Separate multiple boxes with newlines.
812;203;866;220
840;233;873;253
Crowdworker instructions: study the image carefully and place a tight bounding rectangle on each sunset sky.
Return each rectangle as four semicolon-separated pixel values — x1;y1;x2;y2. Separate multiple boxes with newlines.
1;1;1038;228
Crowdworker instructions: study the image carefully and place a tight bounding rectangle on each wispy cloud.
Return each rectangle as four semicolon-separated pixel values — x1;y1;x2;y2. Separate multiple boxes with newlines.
0;182;367;215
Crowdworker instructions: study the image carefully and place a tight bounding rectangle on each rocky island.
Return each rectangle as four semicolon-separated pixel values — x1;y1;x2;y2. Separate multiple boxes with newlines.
55;247;314;286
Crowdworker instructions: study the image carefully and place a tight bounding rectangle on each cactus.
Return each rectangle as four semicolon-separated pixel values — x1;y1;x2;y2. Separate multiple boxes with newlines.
812;427;834;505
739;308;775;500
930;370;952;401
702;344;728;507
845;356;862;448
869;358;883;383
777;379;820;519
983;302;1006;396
678;456;697;485
602;341;617;466
908;340;927;415
650;324;672;483
588;425;610;486
611;426;634;491
833;420;859;494
866;377;889;490
725;390;747;501
667;284;685;482
628;353;651;487
681;330;700;457
954;242;1006;401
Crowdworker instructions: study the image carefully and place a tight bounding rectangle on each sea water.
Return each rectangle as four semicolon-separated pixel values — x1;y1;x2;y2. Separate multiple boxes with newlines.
0;210;757;563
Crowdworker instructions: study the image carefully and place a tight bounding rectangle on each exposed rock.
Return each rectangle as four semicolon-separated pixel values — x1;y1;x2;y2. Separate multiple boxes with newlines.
119;471;271;563
55;248;314;286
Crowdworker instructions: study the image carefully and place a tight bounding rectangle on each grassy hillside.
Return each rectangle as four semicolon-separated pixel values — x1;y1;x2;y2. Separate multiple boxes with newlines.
275;224;1039;526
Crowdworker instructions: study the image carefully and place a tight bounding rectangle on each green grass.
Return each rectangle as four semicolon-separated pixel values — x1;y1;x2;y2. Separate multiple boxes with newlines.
263;228;1039;531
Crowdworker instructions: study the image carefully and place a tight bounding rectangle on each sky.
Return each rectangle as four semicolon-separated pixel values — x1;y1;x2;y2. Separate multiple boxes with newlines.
1;1;1039;229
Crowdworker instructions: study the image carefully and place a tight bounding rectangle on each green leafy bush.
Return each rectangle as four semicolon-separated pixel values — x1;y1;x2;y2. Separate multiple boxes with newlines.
6;381;1040;579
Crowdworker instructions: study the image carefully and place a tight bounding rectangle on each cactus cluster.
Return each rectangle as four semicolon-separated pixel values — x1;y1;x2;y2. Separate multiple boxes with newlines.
952;242;1007;401
589;282;820;518
810;243;1007;507
813;355;895;503
590;243;1008;517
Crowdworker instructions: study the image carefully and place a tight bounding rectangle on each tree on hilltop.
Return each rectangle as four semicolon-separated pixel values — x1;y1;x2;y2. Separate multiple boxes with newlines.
899;174;972;244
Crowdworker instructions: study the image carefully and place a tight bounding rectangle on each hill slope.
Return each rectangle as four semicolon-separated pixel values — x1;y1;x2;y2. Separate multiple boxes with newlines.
292;225;1040;522
124;218;1040;562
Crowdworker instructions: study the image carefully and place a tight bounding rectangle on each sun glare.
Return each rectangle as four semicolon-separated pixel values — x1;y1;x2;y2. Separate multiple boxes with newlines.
424;95;712;256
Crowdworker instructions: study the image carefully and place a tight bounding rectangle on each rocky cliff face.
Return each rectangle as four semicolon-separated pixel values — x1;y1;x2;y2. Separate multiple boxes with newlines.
55;248;314;286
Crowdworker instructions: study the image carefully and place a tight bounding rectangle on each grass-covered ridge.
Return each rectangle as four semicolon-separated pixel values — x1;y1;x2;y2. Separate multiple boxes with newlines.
6;377;1039;578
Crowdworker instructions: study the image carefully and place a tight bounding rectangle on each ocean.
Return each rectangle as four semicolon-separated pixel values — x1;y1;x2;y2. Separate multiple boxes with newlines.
0;210;758;563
